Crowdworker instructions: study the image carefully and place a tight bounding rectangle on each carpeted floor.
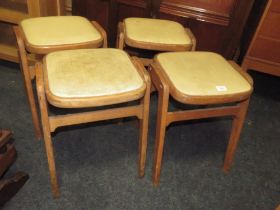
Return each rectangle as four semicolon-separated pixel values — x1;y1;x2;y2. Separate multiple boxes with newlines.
0;60;279;210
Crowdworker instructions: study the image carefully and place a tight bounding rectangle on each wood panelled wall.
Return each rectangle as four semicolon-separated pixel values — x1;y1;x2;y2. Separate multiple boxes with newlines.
241;0;280;76
72;0;255;59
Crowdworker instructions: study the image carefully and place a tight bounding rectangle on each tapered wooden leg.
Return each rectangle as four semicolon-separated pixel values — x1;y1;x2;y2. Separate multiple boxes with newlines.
152;85;169;186
42;124;59;198
223;98;250;172
138;78;150;177
185;27;196;51
116;22;124;49
241;60;249;72
22;73;42;140
14;26;42;140
91;21;107;48
36;64;59;198
148;64;170;186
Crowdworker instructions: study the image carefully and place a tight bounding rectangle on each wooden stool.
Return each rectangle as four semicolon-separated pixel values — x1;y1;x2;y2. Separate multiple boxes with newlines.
14;16;107;140
36;48;150;198
117;17;196;66
149;51;253;185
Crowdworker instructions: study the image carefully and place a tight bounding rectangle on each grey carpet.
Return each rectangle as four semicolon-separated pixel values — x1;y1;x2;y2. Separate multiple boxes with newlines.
0;60;279;210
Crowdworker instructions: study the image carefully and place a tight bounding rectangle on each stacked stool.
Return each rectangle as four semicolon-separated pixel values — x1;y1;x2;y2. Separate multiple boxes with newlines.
14;16;107;139
36;49;150;197
117;17;196;66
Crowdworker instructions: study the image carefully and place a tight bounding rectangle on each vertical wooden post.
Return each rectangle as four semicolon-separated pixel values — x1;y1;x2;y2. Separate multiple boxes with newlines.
223;98;250;172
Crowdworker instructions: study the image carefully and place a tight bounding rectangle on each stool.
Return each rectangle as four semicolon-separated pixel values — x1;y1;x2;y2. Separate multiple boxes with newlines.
149;51;253;185
117;17;196;66
14;16;107;140
36;48;150;197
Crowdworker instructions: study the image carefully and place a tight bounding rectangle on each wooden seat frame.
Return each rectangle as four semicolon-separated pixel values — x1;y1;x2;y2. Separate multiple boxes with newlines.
14;21;107;140
148;60;253;186
116;21;196;66
35;57;150;198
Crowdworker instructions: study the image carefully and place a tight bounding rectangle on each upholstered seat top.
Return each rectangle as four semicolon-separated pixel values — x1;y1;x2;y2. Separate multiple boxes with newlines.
156;52;251;96
124;18;192;46
44;48;145;99
20;16;102;47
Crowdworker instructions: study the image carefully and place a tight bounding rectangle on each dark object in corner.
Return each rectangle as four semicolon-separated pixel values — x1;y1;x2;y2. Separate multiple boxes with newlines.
0;172;29;207
0;130;29;207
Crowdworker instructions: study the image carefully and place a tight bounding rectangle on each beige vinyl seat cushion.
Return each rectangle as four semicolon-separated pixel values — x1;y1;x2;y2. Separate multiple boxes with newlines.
156;52;251;97
45;48;145;101
124;18;192;46
20;16;102;48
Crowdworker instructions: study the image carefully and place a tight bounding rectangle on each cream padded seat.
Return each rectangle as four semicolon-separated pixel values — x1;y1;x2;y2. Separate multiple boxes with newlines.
156;52;251;97
117;17;196;66
20;16;103;52
124;18;192;46
44;48;146;108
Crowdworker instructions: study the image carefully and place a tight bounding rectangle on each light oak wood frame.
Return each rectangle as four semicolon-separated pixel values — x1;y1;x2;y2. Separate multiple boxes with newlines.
35;56;151;198
13;22;107;140
148;60;253;186
116;21;196;66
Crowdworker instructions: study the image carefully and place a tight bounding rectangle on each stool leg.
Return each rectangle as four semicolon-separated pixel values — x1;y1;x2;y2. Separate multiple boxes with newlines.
38;97;59;198
152;85;169;186
241;60;249;72
36;65;59;198
185;27;196;51
42;123;59;198
116;22;125;49
138;81;150;177
22;69;42;140
223;98;250;172
14;26;42;140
